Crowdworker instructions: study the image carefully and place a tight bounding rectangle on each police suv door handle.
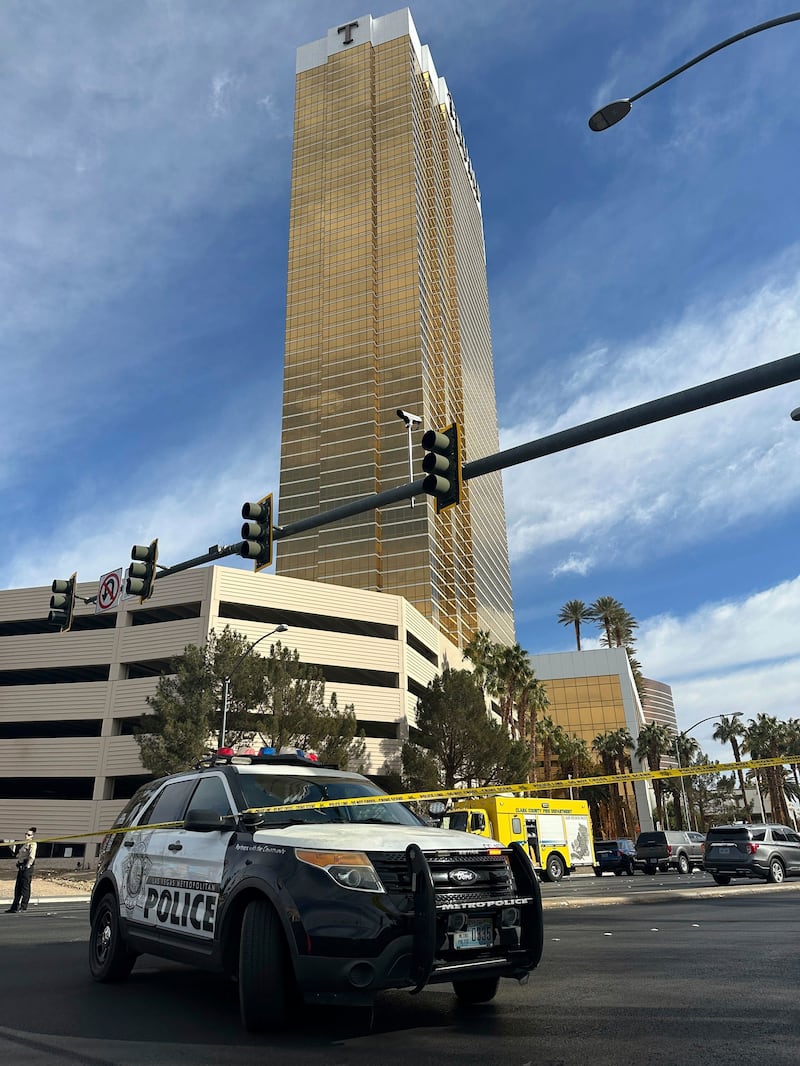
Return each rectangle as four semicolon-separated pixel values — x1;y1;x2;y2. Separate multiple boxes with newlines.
123;840;134;848
168;843;183;852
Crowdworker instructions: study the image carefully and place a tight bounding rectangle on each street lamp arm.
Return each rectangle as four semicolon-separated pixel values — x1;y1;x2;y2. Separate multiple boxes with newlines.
226;625;288;683
681;712;741;738
589;12;800;130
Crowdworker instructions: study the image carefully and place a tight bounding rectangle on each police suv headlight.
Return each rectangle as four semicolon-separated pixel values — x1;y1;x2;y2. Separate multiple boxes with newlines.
296;849;385;893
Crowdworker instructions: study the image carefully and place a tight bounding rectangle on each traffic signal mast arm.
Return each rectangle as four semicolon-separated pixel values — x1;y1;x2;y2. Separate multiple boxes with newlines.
46;348;800;616
273;350;800;541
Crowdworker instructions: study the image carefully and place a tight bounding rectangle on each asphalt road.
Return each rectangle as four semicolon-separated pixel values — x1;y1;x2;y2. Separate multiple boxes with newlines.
1;881;798;1065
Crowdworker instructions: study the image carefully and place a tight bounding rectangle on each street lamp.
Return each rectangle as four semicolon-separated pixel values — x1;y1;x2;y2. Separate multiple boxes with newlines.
673;712;748;830
588;12;800;131
218;624;289;749
673;713;731;830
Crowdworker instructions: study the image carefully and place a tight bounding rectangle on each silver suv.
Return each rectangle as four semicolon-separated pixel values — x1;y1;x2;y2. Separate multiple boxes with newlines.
703;823;800;885
635;830;705;874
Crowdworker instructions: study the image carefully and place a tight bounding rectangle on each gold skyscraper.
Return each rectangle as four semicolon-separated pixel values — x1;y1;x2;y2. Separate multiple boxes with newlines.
277;9;514;648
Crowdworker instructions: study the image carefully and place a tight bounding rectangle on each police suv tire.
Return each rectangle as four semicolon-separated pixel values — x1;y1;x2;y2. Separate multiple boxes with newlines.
452;975;499;1004
89;893;137;983
239;897;291;1031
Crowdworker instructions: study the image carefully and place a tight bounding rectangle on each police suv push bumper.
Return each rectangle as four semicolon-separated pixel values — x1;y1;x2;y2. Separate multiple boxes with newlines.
290;841;543;1005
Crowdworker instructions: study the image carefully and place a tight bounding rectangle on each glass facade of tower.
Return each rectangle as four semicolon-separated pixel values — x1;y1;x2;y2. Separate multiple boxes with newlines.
278;10;514;648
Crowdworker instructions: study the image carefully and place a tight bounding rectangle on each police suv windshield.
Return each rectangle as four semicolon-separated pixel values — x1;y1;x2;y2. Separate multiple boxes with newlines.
237;773;424;827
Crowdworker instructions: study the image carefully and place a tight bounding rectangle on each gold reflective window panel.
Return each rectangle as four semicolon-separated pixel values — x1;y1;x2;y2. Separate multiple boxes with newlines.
278;24;514;648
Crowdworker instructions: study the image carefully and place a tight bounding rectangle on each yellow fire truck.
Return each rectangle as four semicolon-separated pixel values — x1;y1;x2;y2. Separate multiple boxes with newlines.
441;796;597;882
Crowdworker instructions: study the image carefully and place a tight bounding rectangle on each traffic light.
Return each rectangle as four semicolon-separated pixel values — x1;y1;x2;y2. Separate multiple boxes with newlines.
421;422;463;513
240;493;273;573
126;539;159;602
48;573;77;632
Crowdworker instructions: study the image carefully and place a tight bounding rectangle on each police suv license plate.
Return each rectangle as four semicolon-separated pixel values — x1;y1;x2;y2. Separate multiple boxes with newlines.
454;919;494;950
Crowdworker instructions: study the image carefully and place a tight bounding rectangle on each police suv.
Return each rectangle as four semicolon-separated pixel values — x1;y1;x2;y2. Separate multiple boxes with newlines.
89;752;543;1030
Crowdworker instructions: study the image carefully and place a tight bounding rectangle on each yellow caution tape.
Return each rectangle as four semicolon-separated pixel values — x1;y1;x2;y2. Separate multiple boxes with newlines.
243;755;798;814
6;756;797;847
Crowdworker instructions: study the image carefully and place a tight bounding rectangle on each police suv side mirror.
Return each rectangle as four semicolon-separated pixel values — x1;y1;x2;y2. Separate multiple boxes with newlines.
184;809;235;833
239;812;265;830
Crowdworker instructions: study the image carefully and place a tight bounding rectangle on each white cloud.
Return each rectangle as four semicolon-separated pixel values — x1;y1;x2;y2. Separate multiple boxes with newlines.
502;256;800;568
551;553;594;578
6;435;281;593
635;577;800;756
638;575;800;680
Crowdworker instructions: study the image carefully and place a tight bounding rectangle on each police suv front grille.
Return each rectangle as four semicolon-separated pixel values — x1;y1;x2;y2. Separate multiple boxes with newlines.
369;850;515;905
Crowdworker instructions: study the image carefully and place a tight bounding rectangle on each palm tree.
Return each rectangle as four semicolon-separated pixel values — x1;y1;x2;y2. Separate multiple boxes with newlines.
554;732;593;781
712;714;749;815
674;733;699;829
589;596;625;647
490;643;532;736
593;730;626;835
744;714;791;824
635;722;672;829
463;629;496;693
557;600;593;651
517;671;550;780
600;608;638;650
785;718;800;795
608;727;635;834
535;715;563;782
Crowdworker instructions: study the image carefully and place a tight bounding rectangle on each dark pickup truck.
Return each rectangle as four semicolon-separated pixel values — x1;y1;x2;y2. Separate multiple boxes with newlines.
635;830;705;874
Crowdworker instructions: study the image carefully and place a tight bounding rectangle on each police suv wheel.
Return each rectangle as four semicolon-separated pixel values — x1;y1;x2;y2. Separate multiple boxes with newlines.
89;893;136;983
239;897;291;1031
452;976;499;1004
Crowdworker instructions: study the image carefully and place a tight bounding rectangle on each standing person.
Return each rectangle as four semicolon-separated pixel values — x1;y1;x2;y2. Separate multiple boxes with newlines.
6;828;37;913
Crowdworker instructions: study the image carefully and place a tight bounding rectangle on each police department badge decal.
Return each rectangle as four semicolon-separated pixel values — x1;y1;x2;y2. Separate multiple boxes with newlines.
122;840;153;911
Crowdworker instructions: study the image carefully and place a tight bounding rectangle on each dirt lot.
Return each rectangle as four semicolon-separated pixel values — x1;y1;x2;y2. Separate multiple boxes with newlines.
0;867;94;899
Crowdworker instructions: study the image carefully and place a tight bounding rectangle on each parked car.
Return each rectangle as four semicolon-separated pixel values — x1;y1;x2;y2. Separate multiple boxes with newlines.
634;830;705;874
702;823;800;885
593;838;636;876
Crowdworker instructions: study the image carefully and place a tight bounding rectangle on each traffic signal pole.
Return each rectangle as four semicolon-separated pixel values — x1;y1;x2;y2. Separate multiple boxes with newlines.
273;349;800;541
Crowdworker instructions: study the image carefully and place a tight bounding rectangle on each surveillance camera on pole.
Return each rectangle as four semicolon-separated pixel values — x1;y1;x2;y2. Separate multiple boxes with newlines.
396;409;422;508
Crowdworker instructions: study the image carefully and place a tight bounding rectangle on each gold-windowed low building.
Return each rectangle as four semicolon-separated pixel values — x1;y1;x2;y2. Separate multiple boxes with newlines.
529;649;657;835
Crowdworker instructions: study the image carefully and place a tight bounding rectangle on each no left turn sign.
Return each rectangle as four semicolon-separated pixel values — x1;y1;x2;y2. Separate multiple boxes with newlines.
96;568;123;612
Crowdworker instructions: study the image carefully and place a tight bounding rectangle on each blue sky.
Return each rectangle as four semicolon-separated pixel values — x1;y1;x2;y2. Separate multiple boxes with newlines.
2;1;798;761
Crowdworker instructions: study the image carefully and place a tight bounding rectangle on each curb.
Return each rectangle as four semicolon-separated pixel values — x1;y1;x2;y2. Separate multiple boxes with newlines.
541;878;800;909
